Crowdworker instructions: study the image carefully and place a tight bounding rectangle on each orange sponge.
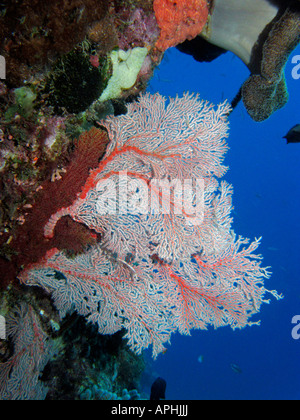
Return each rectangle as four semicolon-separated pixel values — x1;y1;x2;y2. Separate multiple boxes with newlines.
154;0;209;51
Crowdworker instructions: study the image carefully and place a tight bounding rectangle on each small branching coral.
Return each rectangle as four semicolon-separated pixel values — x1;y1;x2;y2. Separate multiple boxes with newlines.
0;303;52;400
19;93;282;358
0;127;109;288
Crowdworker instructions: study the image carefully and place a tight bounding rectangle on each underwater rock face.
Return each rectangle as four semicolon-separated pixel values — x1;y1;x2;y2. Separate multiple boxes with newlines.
0;0;162;289
0;0;110;86
0;0;291;401
45;48;112;114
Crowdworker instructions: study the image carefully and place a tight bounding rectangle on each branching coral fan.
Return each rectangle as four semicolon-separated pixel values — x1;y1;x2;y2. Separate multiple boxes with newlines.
19;93;281;358
0;127;109;288
0;303;52;400
154;0;209;51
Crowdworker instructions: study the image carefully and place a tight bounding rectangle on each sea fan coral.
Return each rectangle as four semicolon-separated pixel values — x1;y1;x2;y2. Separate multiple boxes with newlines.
0;127;109;287
19;93;281;358
0;303;52;400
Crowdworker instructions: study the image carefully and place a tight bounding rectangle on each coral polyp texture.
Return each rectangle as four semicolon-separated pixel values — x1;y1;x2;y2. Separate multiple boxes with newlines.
154;0;209;51
19;93;281;358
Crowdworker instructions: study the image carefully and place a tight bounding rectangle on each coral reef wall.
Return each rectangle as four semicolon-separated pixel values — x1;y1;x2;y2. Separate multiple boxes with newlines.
0;0;289;400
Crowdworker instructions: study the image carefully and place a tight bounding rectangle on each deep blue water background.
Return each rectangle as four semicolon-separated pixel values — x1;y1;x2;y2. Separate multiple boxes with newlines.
143;44;300;400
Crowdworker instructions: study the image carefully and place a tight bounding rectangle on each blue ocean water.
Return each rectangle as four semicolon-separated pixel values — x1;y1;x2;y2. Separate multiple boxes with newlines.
144;44;300;400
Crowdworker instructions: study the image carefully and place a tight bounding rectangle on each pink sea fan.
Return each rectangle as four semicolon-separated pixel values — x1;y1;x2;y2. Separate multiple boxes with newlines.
0;303;52;400
19;93;281;358
44;93;231;262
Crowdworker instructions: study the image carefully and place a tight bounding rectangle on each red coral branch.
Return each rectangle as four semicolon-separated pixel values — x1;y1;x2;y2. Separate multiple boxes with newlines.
18;93;280;358
0;127;109;288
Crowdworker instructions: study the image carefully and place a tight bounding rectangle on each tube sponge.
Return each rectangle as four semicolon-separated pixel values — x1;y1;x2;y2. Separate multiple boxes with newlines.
201;0;300;121
242;3;300;121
